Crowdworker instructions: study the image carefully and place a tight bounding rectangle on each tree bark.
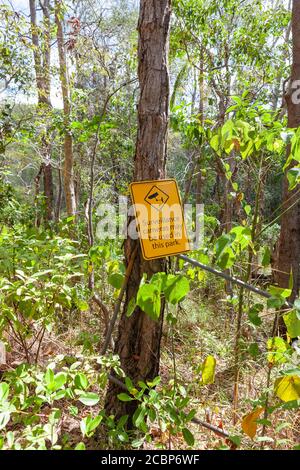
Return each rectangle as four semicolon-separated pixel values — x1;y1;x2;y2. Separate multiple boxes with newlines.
55;0;77;218
276;0;300;303
29;0;53;221
104;0;171;421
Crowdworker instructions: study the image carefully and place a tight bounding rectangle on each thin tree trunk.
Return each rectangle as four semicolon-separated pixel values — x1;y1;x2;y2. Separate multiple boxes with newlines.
276;0;300;305
55;0;77;218
104;0;171;422
29;0;53;221
196;50;205;206
55;153;63;222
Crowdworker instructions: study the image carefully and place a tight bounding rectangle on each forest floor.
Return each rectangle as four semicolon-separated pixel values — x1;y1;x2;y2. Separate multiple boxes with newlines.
3;275;299;450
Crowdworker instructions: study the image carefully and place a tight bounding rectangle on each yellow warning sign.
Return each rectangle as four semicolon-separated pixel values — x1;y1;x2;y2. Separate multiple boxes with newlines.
130;179;190;260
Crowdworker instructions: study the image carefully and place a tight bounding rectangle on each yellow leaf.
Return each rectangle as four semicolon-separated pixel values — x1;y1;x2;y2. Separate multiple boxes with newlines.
242;407;264;439
201;355;216;385
274;375;300;402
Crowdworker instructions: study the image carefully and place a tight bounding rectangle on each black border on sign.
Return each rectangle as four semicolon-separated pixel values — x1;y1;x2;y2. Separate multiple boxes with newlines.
129;179;191;260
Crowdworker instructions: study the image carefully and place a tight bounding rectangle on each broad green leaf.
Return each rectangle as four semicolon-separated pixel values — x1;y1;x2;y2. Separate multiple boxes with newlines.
269;285;291;299
182;428;194;446
75;373;88;390
108;273;124;289
210;134;220;153
284;310;300;338
215;234;232;259
45;368;54;388
136;283;161;320
78;392;99;406
51;373;66;392
267;296;285;309
150;272;167;290
164;275;190;305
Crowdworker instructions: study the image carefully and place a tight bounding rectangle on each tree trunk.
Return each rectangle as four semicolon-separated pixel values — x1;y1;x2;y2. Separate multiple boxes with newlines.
196;51;205;206
276;0;300;303
55;0;77;218
29;0;53;221
104;0;171;421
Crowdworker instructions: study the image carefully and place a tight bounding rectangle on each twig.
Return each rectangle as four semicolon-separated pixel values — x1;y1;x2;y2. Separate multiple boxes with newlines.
92;293;114;349
101;245;138;355
177;255;293;308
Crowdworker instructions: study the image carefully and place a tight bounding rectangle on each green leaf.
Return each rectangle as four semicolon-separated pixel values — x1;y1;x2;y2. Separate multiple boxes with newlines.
287;167;300;190
182;428;194;446
215;234;232;259
146;376;161;388
117;393;133;402
294;298;300;313
0;412;11;431
0;383;9;403
210;134;220;153
117;415;129;428
75;373;88;390
267;296;285;309
267;337;289;364
164;275;190;305
126;297;136;318
87;415;102;437
136;283;161;320
244;204;251;216
248;303;263;326
201;355;216;385
75;442;86;450
45;368;54;388
283;310;300;338
77;300;89;312
228;435;241;446
80;415;102;437
274;375;300;402
269;285;291;299
78;392;99;406
133;406;146;428
108;273;124;289
249;342;259;358
53;372;67;391
70;121;84;130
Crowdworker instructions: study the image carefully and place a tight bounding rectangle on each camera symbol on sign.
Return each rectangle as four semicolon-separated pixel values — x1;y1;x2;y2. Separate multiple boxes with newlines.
145;186;169;211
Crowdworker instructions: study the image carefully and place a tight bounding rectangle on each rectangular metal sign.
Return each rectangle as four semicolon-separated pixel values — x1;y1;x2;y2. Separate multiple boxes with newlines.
130;179;190;260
